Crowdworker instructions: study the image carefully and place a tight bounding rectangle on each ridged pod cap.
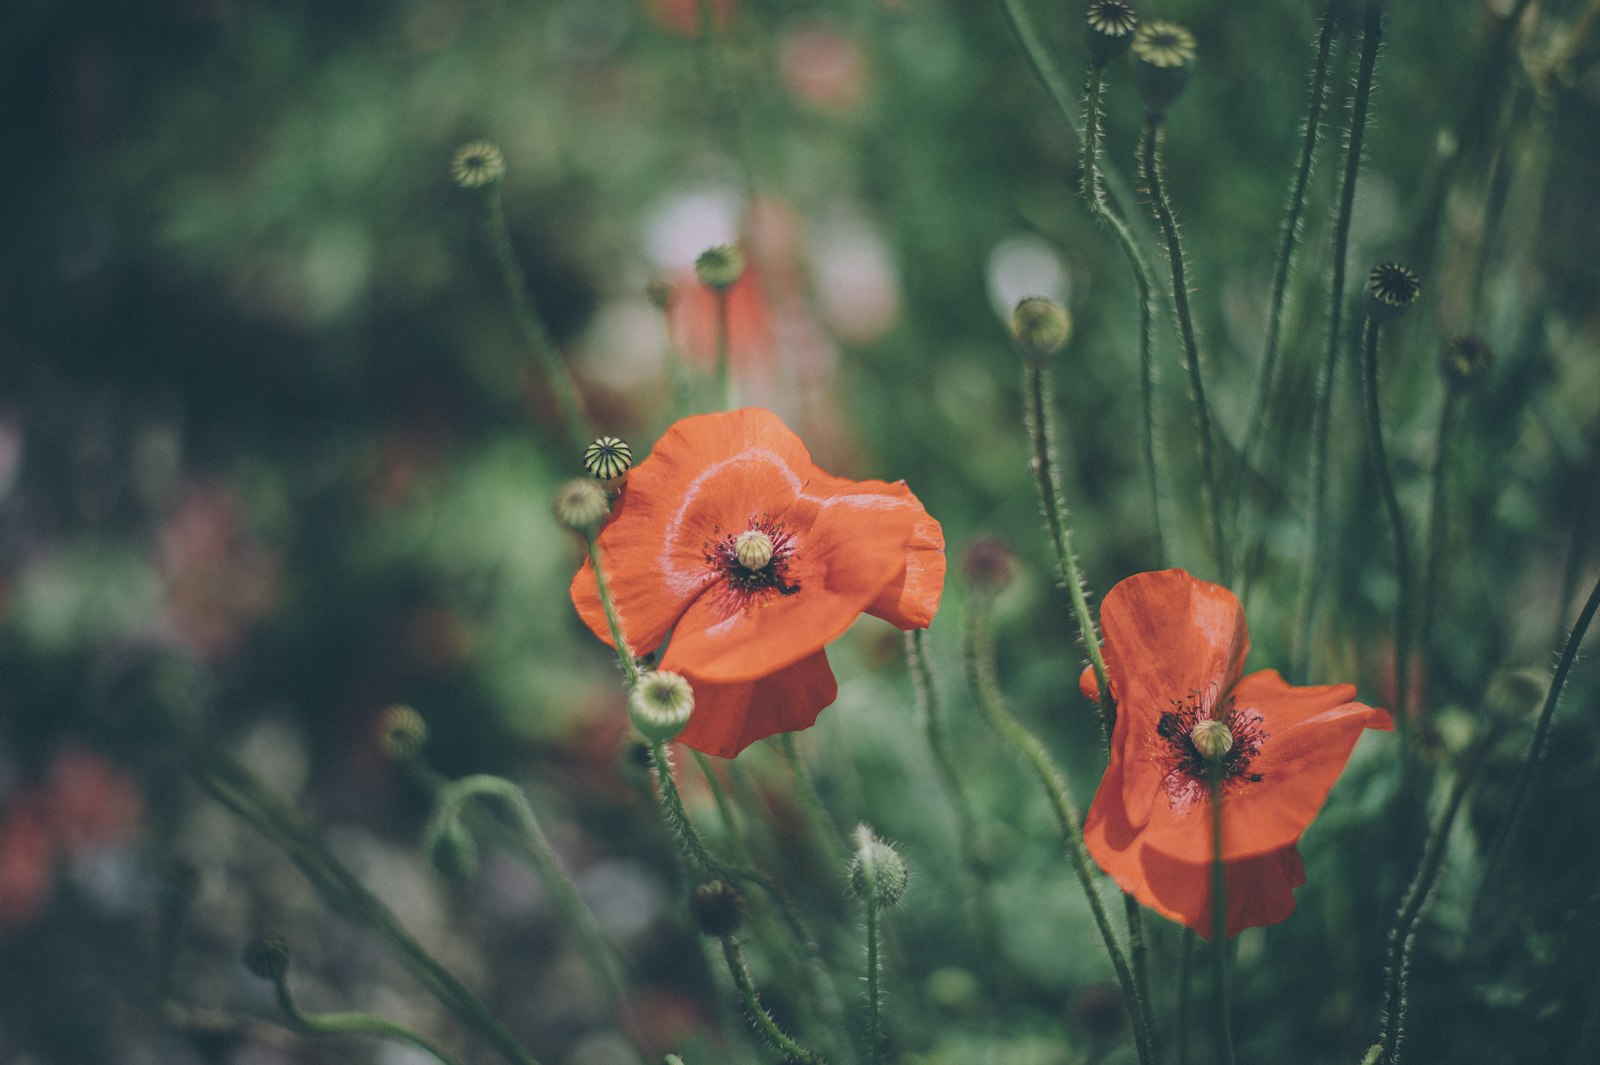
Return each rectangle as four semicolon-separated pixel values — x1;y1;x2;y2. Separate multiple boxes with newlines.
450;141;505;188
1365;262;1421;322
694;245;745;291
1086;1;1140;67
1131;21;1197;116
629;671;695;743
1010;296;1073;357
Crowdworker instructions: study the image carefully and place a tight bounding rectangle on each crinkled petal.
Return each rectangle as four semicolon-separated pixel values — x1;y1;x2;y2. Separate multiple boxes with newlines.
664;481;930;682
1101;569;1249;830
571;408;819;654
865;494;946;630
670;650;838;758
1135;670;1391;863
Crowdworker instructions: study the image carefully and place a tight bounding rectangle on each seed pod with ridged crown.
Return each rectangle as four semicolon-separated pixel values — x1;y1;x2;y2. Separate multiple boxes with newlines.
1086;1;1140;67
1365;262;1421;322
1131;21;1197;117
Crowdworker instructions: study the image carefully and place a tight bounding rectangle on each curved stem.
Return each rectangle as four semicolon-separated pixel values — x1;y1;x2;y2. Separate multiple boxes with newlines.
272;975;464;1065
963;595;1153;1065
720;935;828;1065
1141;116;1229;584
1235;7;1340;578
1082;65;1167;563
1296;0;1386;679
1022;355;1114;745
484;186;593;452
1359;316;1414;735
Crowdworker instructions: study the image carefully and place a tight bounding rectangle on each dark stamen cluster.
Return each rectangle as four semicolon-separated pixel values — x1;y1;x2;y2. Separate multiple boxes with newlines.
1153;689;1266;811
706;516;800;599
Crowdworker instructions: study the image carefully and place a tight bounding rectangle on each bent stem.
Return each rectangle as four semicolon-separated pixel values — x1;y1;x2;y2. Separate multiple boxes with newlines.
721;935;828;1065
269;971;463;1065
1358;316;1414;737
1207;778;1238;1065
1082;64;1167;563
1141;115;1229;585
963;594;1154;1065
1235;6;1340;577
483;185;593;452
1297;0;1385;679
1021;353;1115;745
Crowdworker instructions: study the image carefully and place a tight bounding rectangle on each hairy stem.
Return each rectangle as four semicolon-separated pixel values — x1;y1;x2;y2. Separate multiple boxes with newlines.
1358;316;1414;735
721;935;828;1065
271;974;464;1065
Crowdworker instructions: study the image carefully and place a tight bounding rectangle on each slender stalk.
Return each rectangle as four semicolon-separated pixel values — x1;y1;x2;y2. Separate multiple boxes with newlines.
780;733;848;870
714;287;734;411
1208;778;1238;1065
1419;390;1461;670
1235;6;1340;575
720;935;827;1065
1141;115;1229;585
1021;354;1114;744
1377;727;1503;1065
1554;437;1599;652
1296;0;1386;679
483;186;593;452
865;899;883;1065
1081;64;1167;563
189;749;542;1065
1480;570;1600;891
1177;928;1196;1065
1123;893;1157;1063
585;535;640;686
963;595;1153;1065
271;974;463;1065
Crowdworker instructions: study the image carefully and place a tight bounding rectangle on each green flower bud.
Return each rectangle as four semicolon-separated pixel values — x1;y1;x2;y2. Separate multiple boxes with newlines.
629;671;695;743
241;933;290;982
450;140;505;189
689;879;746;937
1010;296;1072;357
694;245;745;291
553;478;610;533
1131;21;1197;117
848;825;909;909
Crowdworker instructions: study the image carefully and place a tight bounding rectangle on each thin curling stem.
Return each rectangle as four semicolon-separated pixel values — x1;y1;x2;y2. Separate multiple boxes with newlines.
720;935;827;1065
584;535;640;686
188;749;543;1065
1208;778;1238;1065
1480;570;1600;892
1297;0;1385;679
1419;390;1461;670
1235;6;1340;564
1022;354;1115;745
1082;65;1167;564
1377;727;1503;1065
1358;316;1414;735
270;973;464;1065
1141;116;1230;585
484;186;593;451
963;596;1154;1065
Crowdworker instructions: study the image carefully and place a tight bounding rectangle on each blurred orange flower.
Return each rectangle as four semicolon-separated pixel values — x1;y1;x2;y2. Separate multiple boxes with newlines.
571;408;944;756
1081;569;1391;938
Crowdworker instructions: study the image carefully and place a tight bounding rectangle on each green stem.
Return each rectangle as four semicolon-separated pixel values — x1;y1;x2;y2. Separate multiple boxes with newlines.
1081;65;1167;564
1235;5;1339;580
1177;928;1196;1065
963;596;1153;1065
272;976;463;1065
714;287;734;411
1142;115;1229;585
188;748;542;1065
1297;0;1385;679
585;535;640;686
720;935;827;1065
484;186;593;452
1358;316;1414;735
865;899;883;1065
1208;777;1238;1065
1378;727;1503;1065
1022;354;1114;745
780;733;848;870
1419;390;1460;674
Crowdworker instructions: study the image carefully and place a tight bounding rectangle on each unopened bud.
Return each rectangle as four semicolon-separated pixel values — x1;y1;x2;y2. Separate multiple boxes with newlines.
960;535;1015;594
694;245;745;291
848;825;909;909
629;671;695;743
689;879;746;937
242;934;290;982
1010;296;1072;357
1131;21;1197;116
377;704;428;759
553;478;610;533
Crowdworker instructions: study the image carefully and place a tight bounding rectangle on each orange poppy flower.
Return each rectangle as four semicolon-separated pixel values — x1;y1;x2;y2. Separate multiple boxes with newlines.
1080;569;1391;938
570;408;944;757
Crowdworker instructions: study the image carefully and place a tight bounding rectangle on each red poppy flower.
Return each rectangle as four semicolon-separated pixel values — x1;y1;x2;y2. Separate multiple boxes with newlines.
570;408;944;757
1081;569;1391;938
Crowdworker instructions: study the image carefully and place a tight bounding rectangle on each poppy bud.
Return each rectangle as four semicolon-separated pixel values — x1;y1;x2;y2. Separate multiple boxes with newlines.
1365;262;1421;322
1131;21;1197;117
733;529;775;571
553;478;610;533
1086;0;1140;67
584;436;634;489
646;278;677;310
960;535;1015;593
241;933;290;982
848;825;909;909
1438;334;1493;389
629;671;695;743
689;879;746;937
1010;296;1072;357
1190;719;1234;763
694;245;745;291
450;140;505;189
377;704;428;760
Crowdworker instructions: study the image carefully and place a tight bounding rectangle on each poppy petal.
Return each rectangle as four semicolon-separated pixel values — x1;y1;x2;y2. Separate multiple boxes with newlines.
664;482;931;681
1138;844;1306;940
865;497;946;630
1101;569;1249;830
671;650;839;757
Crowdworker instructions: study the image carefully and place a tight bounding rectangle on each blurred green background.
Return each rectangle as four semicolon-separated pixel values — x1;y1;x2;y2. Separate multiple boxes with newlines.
2;1;1598;1063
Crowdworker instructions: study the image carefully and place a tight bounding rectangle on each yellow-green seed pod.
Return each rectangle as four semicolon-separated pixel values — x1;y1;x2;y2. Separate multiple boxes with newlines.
1131;21;1197;117
1190;719;1234;763
1086;0;1140;68
553;478;610;533
629;671;695;743
377;704;428;760
1010;296;1073;357
450;140;505;188
584;436;634;488
694;244;745;291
